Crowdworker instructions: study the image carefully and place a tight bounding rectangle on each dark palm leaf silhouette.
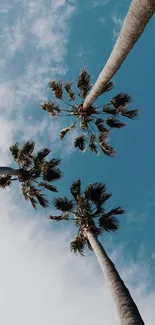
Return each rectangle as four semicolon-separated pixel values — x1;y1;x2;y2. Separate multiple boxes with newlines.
49;179;124;255
41;68;138;157
0;141;62;209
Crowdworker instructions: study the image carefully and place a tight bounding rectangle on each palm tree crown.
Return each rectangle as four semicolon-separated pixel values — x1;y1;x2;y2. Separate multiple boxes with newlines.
0;141;62;209
49;180;124;255
41;68;138;157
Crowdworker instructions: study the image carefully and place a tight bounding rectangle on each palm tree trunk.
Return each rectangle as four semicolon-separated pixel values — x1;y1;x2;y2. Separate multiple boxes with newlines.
83;0;155;109
0;167;21;176
86;230;145;325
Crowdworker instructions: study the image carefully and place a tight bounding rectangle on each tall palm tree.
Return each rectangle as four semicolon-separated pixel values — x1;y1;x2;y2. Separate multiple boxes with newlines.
0;141;62;209
41;69;138;157
49;180;145;325
83;0;155;109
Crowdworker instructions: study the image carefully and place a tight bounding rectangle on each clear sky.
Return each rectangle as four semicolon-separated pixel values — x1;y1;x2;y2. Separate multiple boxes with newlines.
0;0;155;324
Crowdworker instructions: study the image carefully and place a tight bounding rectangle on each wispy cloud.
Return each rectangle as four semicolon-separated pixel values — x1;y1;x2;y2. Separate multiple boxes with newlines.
0;0;76;162
98;17;106;24
112;13;124;40
90;0;110;8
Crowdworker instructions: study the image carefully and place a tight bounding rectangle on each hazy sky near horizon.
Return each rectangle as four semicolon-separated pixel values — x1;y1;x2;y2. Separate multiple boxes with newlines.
0;0;155;324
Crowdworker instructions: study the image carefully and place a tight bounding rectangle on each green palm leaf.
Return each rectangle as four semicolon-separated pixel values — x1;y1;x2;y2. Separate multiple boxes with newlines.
100;81;114;94
10;142;20;160
106;207;124;217
60;123;76;140
42;165;62;182
70;236;85;256
54;197;74;212
48;214;70;221
21;141;35;156
41;101;61;117
74;135;86;152
84;183;106;204
106;117;126;128
0;176;12;188
120;109;139;119
77;68;91;99
39;182;58;192
64;82;76;101
111;93;131;109
70;179;81;200
99;215;119;232
49;81;63;99
89;135;98;154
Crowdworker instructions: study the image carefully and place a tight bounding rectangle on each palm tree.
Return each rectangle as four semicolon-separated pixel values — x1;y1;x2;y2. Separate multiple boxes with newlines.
41;69;138;157
0;141;62;209
83;0;155;109
49;180;145;325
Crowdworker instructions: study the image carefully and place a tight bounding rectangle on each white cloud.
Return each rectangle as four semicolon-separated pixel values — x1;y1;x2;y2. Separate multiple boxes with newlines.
0;189;154;324
112;14;124;40
0;0;76;162
98;17;106;24
90;0;110;8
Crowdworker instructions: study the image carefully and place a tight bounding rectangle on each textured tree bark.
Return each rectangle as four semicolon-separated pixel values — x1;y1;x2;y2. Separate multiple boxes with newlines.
0;167;21;176
83;0;155;109
86;230;145;325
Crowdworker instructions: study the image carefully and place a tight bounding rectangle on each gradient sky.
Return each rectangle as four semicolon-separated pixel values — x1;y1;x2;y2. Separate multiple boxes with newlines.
0;0;155;324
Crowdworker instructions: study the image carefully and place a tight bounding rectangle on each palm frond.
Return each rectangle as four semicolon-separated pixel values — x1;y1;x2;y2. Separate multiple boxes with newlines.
89;135;98;154
111;93;131;108
80;119;88;131
54;197;75;212
84;183;106;204
99;141;116;157
35;192;49;208
0;176;12;188
70;236;85;256
60;123;76;140
49;81;63;99
103;104;117;115
41;101;61;117
70;179;81;200
39;182;58;192
10;142;20;160
92;207;105;217
120;109;139;119
99;130;109;142
100;193;112;204
106;117;126;128
43;165;62;182
77;68;91;99
106;207;124;217
22;183;48;209
21;141;35;156
95;118;108;132
64;82;76;101
48;214;69;221
46;159;61;168
35;148;51;160
10;142;32;168
99;216;119;232
100;81;114;94
29;196;38;209
74;135;86;152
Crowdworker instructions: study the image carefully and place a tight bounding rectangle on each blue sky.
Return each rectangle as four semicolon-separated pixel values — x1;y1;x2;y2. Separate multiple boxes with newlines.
0;0;155;324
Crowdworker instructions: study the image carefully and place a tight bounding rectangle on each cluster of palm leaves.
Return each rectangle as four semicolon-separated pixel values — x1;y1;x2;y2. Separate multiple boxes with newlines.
41;68;138;156
49;180;124;255
0;141;62;209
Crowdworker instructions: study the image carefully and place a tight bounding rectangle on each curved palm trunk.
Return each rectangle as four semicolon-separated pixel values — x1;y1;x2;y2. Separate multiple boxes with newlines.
86;230;145;325
83;0;155;109
0;167;21;176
